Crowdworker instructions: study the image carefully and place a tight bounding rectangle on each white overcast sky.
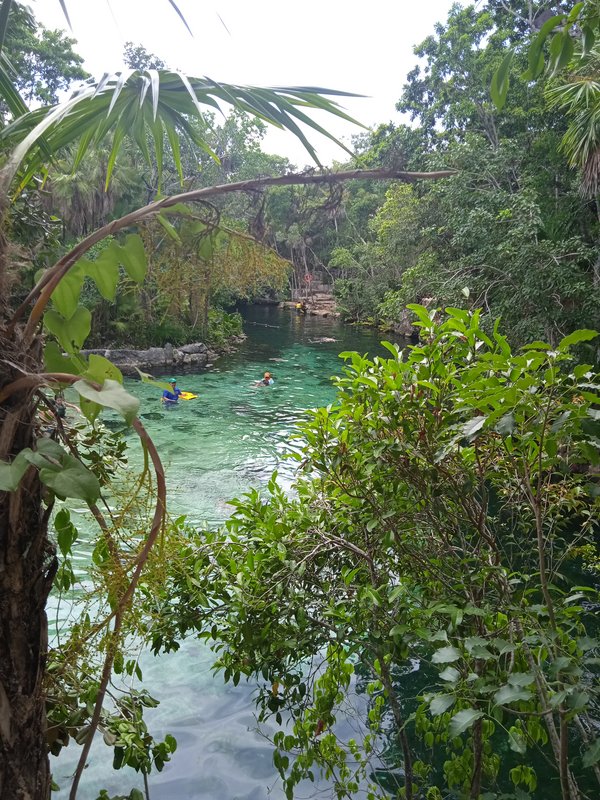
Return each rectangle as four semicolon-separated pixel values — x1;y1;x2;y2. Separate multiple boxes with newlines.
31;0;460;167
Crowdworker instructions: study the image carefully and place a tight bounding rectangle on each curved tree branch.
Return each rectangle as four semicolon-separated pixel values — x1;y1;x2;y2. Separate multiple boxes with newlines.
8;167;457;338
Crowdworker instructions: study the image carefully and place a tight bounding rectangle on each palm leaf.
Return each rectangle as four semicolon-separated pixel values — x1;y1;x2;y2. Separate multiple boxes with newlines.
0;52;29;118
0;0;12;52
0;70;365;195
166;0;192;36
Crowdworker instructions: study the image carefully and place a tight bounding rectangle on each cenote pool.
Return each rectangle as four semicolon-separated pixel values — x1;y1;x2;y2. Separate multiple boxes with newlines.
52;306;399;799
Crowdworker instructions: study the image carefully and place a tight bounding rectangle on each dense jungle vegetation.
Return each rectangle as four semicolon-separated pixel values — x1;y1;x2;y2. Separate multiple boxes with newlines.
0;1;599;800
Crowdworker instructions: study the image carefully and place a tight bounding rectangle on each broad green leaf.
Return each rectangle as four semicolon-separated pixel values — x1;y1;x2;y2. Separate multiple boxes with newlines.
84;354;123;385
430;694;456;716
507;672;536;687
494;684;533;705
549;30;574;76
574;363;594;379
50;262;85;318
567;2;584;23
198;233;215;261
490;49;514;110
582;24;596;56
43;306;92;353
21;439;101;503
582;739;600;768
78;395;102;425
432;645;461;664
449;708;484;738
120;233;147;282
558;329;598;350
0;450;31;491
43;341;86;375
73;379;140;425
83;249;120;301
508;728;527;755
39;453;100;502
523;14;565;80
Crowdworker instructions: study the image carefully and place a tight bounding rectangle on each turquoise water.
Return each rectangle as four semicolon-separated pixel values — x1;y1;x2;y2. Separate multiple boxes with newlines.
52;307;396;799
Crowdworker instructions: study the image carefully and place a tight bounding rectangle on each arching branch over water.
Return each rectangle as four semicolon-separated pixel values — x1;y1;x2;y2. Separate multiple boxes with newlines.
12;167;457;336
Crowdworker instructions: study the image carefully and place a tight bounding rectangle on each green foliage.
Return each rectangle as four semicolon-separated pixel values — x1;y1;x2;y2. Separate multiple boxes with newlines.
2;2;88;106
158;309;600;799
206;308;243;346
0;437;100;501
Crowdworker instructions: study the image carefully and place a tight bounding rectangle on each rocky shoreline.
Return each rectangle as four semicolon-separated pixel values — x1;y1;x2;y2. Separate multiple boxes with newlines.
81;335;246;375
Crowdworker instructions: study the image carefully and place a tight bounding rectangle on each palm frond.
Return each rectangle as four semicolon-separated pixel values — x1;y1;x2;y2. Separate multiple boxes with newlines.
545;48;600;196
0;71;365;195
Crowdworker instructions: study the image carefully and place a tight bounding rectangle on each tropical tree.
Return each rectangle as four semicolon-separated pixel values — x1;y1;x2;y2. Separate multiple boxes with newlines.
0;2;88;107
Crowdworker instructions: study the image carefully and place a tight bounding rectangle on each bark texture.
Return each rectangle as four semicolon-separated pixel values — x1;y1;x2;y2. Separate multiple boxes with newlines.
0;331;54;800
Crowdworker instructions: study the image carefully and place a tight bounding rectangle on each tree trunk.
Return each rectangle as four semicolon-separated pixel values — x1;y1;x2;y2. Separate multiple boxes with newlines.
0;331;54;800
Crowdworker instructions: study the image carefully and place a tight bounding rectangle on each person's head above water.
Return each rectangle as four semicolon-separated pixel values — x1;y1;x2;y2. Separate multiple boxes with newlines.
264;372;271;379
169;378;177;385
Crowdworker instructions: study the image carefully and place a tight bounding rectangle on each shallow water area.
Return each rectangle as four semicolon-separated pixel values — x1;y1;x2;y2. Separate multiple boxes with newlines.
51;307;397;799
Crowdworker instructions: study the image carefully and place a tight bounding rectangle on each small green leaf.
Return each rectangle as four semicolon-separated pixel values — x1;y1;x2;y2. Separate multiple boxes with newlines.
55;507;78;557
558;329;598;349
548;29;574;76
462;416;487;439
449;708;484;737
496;412;515;436
156;213;182;243
508;728;527;754
439;666;461;683
136;369;174;393
507;672;536;687
430;694;456;716
582;738;600;768
432;646;461;664
407;303;433;327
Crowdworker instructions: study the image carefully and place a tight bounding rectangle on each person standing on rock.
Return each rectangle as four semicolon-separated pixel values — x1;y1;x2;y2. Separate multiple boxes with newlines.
162;378;183;404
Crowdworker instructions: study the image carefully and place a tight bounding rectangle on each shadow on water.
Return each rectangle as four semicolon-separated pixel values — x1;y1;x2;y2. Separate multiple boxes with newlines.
52;306;401;799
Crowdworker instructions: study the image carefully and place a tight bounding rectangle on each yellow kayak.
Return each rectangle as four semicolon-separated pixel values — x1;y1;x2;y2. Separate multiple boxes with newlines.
179;391;198;400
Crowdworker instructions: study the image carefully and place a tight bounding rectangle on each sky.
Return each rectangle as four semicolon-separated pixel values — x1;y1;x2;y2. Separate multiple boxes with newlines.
31;0;459;168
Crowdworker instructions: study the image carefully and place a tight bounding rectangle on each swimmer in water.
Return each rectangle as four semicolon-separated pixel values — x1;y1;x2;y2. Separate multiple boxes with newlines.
254;371;274;387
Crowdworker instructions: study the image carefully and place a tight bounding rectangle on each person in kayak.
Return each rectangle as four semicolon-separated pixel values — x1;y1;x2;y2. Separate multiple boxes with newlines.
162;378;183;404
255;371;274;387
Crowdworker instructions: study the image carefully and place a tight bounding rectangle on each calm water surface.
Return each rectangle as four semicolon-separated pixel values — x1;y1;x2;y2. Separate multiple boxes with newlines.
52;307;398;799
